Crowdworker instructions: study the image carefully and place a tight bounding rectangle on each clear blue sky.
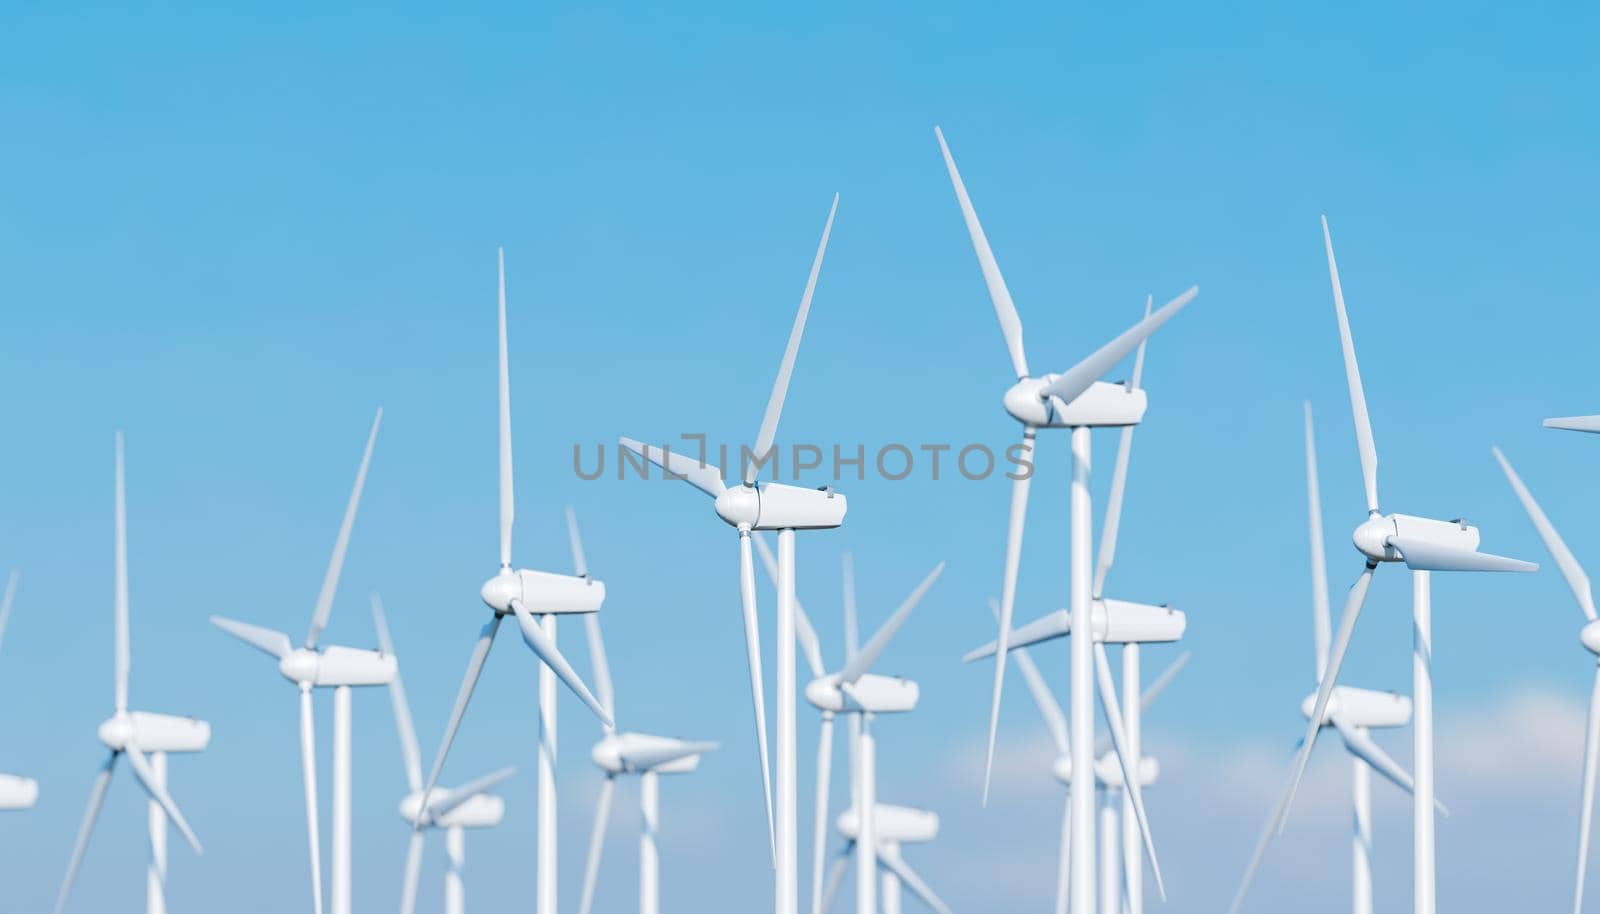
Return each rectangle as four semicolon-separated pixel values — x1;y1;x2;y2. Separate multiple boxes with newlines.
3;3;1599;913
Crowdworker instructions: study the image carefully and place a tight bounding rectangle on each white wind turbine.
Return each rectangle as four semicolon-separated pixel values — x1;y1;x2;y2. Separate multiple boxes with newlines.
0;571;38;813
210;409;392;914
417;249;612;914
1228;403;1442;914
620;194;843;914
935;125;1198;914
55;432;209;914
575;506;719;914
821;804;953;914
1270;217;1536;914
1492;446;1600;914
371;595;514;914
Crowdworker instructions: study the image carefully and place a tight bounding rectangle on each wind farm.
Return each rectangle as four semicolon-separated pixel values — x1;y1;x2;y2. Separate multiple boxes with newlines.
3;7;1600;914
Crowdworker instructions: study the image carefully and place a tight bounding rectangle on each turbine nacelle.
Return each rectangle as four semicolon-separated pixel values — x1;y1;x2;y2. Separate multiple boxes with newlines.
589;732;713;775
1092;752;1159;788
805;672;919;714
96;711;211;754
277;645;397;688
1299;685;1412;729
714;482;847;531
398;789;506;830
837;803;940;844
479;569;605;616
0;773;38;810
963;599;1185;661
1003;377;1148;429
1352;513;1478;564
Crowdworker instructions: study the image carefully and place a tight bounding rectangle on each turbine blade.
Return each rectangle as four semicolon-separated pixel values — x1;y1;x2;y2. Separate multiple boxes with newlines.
498;248;514;569
843;552;860;661
1226;752;1300;914
210;615;293;660
565;505;590;578
1093;295;1152;600
509;601;612;726
306;408;382;648
1330;717;1449;815
754;532;826;679
838;562;944;684
878;849;953;914
933;126;1029;378
984;430;1034;805
618;437;727;497
1141;650;1191;711
299;685;325;914
1389;537;1537;573
992;600;1069;757
583;614;617;733
821;844;852;914
739;532;777;863
1492;446;1597;620
399;830;425;914
1039;287;1198;405
746;194;838;486
1321;215;1379;515
370;595;423;792
124;743;202;854
1577;665;1600;914
963;609;1071;662
52;752;117;914
578;776;615;914
0;570;16;658
418;616;502;817
1093;641;1165;901
114;431;129;713
430;766;516;818
1546;416;1600;434
811;715;835;914
1281;563;1376;831
1306;402;1333;679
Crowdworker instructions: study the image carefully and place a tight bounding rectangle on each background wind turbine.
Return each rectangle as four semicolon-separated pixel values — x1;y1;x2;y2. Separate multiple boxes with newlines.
824;804;953;914
620;194;842;914
935;125;1197;914
372;595;513;914
1493;446;1600;914
418;249;611;914
1274;217;1535;914
575;510;718;914
0;571;38;813
209;408;393;914
55;432;209;914
1228;403;1439;914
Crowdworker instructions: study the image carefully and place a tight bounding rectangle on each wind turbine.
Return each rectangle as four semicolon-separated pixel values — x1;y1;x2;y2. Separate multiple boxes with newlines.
574;507;719;914
1228;403;1442;914
371;595;514;914
935;125;1198;914
620;194;843;914
210;408;392;914
417;249;612;914
55;432;209;914
824;804;953;914
0;571;38;813
1492;446;1600;914
1271;217;1536;914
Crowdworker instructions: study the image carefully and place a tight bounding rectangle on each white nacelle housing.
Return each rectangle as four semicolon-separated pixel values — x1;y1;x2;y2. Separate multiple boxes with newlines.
98;711;211;754
964;599;1184;661
1302;685;1412;729
399;790;507;829
837;803;940;844
1354;513;1479;564
480;569;605;616
1093;752;1159;788
805;673;919;714
591;732;710;775
0;773;39;810
1004;379;1148;429
715;482;847;531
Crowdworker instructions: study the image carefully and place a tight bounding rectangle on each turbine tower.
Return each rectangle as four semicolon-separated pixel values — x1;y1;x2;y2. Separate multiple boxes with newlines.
55;433;209;914
935;125;1198;914
210;409;393;914
620;194;843;914
0;572;38;813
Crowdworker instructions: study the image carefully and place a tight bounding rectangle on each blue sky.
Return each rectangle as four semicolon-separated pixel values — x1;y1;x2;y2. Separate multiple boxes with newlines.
3;2;1599;912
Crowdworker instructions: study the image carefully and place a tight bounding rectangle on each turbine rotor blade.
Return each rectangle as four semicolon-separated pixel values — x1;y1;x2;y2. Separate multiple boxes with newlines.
210;615;293;660
1321;215;1379;515
878;849;953;914
399;830;425;914
578;776;615;914
124;743;202;854
370;595;423;792
821;848;850;914
1039;287;1198;405
1225;752;1300;914
618;437;727;497
1577;665;1600;914
1329;717;1448;815
498;248;514;569
1092;641;1165;901
1388;537;1537;573
746;194;838;487
1546;416;1600;434
307;408;382;649
509;601;612;726
837;562;945;684
1492;446;1597;620
842;552;860;661
114;431;129;713
298;684;325;914
0;570;16;657
565;505;590;578
418;616;503;817
52;752;118;914
739;531;778;864
994;599;1069;757
1306;402;1333;680
430;766;516;818
583;614;617;733
984;429;1035;805
1093;295;1152;601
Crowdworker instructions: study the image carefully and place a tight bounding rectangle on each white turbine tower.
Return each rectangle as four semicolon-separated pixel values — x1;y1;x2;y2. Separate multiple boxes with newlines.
417;249;612;914
1492;447;1600;914
575;506;719;914
1270;217;1536;914
210;409;393;914
55;432;209;914
372;595;513;914
1228;403;1441;914
935;126;1197;914
0;572;38;813
620;195;843;914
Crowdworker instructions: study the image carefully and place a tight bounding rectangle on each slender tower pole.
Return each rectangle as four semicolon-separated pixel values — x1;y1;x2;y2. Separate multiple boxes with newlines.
881;842;902;914
856;714;877;914
332;684;353;914
446;826;466;914
1099;787;1121;914
1122;644;1142;914
147;751;168;914
1055;791;1071;914
538;615;558;914
1353;749;1373;914
1413;571;1435;914
776;529;798;914
641;770;660;914
1069;426;1096;914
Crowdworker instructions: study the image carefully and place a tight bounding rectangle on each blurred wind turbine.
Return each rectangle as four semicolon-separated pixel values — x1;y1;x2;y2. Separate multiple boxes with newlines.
0;571;38;813
372;595;513;914
935;126;1198;914
418;250;611;914
575;507;718;914
823;804;953;914
210;409;393;914
621;195;844;914
1273;217;1535;914
55;433;210;914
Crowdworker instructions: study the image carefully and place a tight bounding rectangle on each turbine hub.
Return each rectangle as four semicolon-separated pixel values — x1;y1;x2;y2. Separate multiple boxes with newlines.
1352;514;1395;562
97;714;134;751
480;572;519;614
714;485;760;529
1051;755;1072;785
591;735;624;773
1003;377;1051;427
278;648;320;685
